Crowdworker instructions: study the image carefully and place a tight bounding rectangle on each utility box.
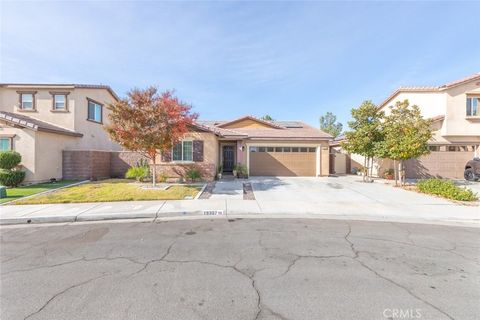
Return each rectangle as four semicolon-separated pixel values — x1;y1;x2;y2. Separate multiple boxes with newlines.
0;186;6;199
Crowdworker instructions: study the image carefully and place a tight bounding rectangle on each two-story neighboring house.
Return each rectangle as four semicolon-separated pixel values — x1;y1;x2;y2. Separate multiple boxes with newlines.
331;73;480;179
379;73;480;179
0;84;121;183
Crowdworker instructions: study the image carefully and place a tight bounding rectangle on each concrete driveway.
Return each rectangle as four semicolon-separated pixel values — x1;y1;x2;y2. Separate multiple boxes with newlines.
247;176;479;222
250;175;454;205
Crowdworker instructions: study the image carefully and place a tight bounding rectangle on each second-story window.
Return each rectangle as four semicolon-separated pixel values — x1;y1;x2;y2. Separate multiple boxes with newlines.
19;93;35;110
466;97;479;117
87;99;103;123
53;94;67;110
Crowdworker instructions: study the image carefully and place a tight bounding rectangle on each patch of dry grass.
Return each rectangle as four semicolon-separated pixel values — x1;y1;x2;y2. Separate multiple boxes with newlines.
14;179;201;204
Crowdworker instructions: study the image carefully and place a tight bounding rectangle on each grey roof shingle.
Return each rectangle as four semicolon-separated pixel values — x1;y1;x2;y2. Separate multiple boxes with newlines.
0;111;83;137
197;117;332;140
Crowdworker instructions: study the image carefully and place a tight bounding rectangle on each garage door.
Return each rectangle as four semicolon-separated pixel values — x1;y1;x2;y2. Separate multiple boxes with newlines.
249;146;316;176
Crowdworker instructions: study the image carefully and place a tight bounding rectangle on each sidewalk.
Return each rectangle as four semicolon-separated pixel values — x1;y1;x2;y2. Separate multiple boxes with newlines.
1;198;479;227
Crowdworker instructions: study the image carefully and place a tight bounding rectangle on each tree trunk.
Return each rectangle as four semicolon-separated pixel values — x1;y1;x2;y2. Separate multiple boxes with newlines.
368;157;374;182
393;159;398;186
401;160;405;186
363;157;367;182
152;157;157;188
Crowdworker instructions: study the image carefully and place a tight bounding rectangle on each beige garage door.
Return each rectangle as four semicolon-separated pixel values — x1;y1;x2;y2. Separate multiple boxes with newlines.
249;146;316;176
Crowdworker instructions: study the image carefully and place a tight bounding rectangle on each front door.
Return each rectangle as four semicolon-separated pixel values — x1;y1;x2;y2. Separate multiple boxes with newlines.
222;146;235;172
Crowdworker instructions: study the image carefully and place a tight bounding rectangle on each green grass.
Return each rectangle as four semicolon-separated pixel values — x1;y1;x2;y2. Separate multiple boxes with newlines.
0;180;78;204
13;179;201;205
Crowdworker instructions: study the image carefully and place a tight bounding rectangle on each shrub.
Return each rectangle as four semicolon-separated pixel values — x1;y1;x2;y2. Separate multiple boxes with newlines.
357;166;367;174
157;172;168;183
417;179;478;202
384;169;395;180
185;168;201;182
234;163;248;178
125;166;150;182
0;169;26;187
0;151;22;170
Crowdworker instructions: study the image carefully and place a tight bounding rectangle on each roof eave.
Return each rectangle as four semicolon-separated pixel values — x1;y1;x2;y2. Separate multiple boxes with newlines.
247;137;331;141
37;127;84;137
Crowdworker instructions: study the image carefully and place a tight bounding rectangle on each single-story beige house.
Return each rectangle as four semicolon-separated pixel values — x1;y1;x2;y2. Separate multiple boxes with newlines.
150;116;332;180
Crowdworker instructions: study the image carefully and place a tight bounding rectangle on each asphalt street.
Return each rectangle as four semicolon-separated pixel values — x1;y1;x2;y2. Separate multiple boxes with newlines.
1;218;479;320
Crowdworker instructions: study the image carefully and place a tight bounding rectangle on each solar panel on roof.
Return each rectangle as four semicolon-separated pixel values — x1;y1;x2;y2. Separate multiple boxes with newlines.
277;121;303;128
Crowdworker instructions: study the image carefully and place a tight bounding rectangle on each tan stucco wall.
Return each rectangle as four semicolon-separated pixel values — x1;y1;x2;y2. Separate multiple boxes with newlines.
0;86;75;129
71;88;121;151
444;81;480;138
0;86;121;151
157;131;219;167
0;124;36;182
35;131;79;182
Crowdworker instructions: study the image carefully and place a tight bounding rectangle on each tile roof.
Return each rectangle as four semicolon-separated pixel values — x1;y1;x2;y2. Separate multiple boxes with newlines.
429;115;445;122
217;115;285;129
197;118;331;140
0;111;83;137
440;72;480;89
378;72;480;109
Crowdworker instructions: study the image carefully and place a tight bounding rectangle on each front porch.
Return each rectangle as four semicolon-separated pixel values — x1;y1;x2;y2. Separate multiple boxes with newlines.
218;140;246;174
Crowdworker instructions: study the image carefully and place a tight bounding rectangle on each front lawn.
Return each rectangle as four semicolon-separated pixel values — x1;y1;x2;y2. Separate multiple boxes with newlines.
0;180;78;204
13;179;202;205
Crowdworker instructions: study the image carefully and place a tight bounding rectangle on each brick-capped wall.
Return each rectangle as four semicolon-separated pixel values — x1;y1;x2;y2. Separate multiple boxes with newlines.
110;151;147;178
63;150;216;181
62;150;111;180
154;163;216;181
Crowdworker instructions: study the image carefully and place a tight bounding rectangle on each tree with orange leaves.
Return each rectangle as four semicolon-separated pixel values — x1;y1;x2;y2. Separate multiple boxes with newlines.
106;87;197;187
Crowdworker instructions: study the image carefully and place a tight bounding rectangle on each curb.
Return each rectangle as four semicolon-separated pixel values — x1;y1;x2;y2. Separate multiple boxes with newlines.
1;211;479;228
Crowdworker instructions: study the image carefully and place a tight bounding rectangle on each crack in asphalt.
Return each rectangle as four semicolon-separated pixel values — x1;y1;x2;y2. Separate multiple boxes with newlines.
23;273;109;320
2;256;145;276
128;240;177;277
4;221;474;320
353;235;480;266
344;222;456;320
275;253;350;279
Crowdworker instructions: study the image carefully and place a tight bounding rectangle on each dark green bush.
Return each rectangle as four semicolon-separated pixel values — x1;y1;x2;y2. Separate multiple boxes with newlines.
185;168;201;182
0;151;22;170
417;179;478;202
0;170;26;187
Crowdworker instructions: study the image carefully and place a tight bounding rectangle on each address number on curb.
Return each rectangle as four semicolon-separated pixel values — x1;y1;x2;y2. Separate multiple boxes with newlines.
203;210;224;216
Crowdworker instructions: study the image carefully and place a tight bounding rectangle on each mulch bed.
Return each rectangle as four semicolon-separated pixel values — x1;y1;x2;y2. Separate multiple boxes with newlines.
243;182;255;200
198;182;216;199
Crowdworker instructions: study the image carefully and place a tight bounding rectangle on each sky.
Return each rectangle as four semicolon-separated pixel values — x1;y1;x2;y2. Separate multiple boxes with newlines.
1;1;479;128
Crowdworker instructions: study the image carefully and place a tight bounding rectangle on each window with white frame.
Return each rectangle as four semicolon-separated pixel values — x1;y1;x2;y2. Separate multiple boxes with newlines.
53;94;66;110
172;140;193;161
466;97;479;117
20;93;34;110
0;138;12;151
87;99;103;123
